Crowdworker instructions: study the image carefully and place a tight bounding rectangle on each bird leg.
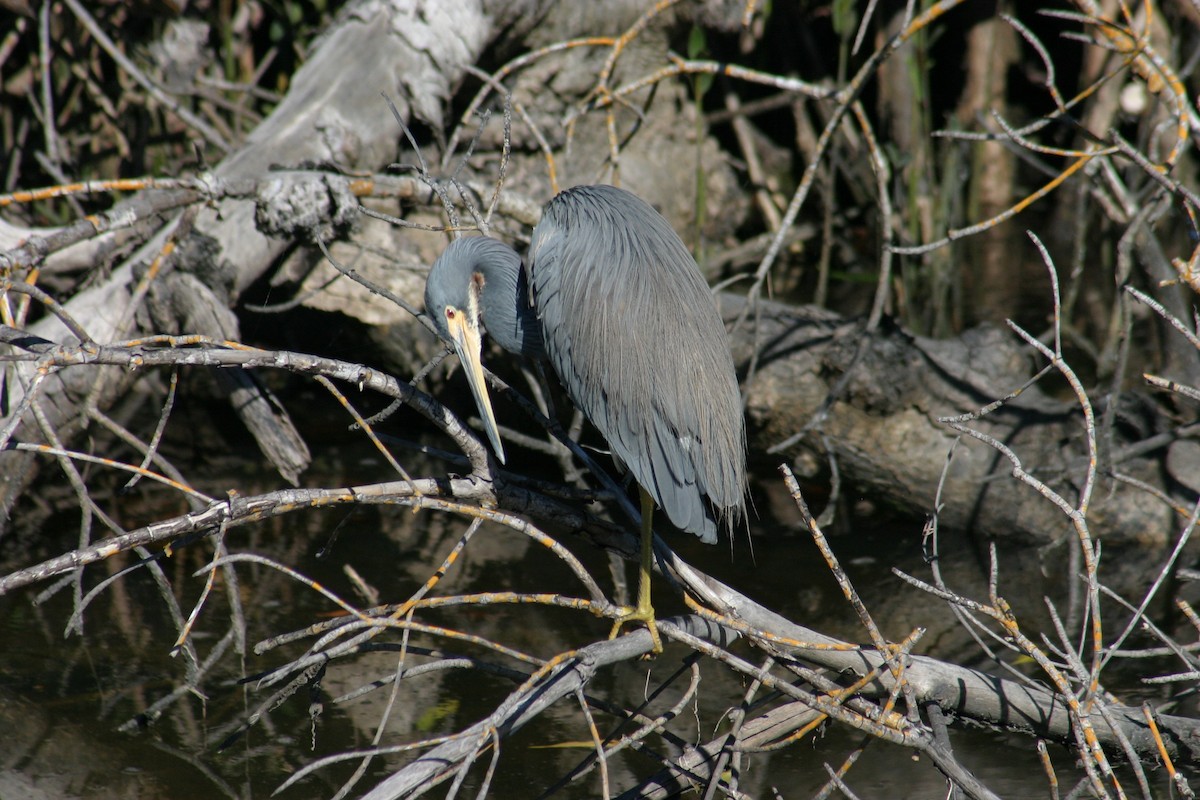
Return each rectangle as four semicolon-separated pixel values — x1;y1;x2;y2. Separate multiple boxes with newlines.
609;486;663;654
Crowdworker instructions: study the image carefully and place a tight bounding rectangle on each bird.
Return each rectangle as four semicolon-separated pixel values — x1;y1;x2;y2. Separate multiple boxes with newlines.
424;184;747;651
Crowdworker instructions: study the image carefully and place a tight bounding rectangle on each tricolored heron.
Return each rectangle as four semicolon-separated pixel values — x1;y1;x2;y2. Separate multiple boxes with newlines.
424;184;747;650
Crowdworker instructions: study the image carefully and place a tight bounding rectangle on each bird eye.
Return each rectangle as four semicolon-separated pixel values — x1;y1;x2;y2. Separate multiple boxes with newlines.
445;308;456;320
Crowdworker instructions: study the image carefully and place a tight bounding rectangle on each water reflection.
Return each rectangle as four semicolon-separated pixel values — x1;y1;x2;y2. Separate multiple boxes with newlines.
0;433;1149;799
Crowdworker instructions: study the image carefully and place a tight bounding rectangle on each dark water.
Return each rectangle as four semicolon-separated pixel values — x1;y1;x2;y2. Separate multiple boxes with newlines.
0;432;1172;799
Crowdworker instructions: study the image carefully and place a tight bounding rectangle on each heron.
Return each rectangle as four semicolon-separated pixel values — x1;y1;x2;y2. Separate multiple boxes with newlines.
424;184;747;651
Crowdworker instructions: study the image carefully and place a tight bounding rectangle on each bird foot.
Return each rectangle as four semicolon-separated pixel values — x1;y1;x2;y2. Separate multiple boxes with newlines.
609;606;662;654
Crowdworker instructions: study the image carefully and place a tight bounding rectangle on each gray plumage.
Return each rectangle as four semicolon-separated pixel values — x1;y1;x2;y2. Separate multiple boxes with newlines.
425;185;747;543
425;236;543;360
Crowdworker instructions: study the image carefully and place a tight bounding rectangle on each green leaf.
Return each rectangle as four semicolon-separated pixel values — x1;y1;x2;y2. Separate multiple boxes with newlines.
687;24;707;59
831;0;857;38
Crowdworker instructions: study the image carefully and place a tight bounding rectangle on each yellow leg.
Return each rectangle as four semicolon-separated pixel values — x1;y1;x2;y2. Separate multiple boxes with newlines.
609;486;663;653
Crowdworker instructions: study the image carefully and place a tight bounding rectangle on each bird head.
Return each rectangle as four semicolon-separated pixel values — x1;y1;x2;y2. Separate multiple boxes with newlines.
425;238;513;464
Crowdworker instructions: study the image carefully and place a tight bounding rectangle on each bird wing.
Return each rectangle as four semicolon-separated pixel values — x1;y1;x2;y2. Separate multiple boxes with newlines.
528;186;745;542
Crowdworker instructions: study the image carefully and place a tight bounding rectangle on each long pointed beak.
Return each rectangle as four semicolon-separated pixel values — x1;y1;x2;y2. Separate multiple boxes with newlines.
444;307;507;464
